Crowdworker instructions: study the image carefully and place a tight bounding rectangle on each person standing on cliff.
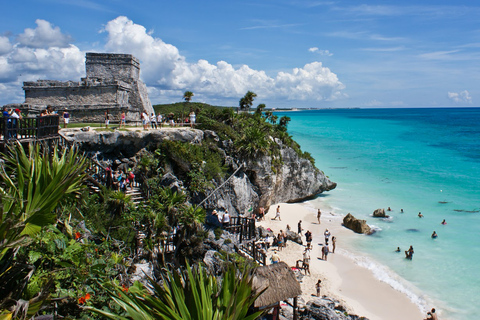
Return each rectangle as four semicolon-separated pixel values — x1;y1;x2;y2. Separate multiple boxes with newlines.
104;111;110;128
120;111;126;128
63;111;69;128
317;209;322;224
142;111;149;130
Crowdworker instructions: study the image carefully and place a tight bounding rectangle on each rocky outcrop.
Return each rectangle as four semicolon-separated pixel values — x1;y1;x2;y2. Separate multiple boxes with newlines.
299;298;369;320
343;213;371;234
285;230;303;245
64;128;335;216
372;208;388;218
244;138;336;209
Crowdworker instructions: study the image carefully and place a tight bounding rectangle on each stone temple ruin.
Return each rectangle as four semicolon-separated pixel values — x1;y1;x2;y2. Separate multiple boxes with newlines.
22;53;154;122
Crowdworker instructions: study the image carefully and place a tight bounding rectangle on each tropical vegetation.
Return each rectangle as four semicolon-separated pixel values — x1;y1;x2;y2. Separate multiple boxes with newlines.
0;94;313;319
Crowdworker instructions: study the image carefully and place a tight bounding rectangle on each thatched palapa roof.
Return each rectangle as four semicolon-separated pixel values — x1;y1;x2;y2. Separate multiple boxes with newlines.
252;262;302;308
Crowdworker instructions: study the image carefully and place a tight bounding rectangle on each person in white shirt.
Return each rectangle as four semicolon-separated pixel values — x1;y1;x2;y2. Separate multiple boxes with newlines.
157;114;163;128
142;111;149;130
150;113;157;129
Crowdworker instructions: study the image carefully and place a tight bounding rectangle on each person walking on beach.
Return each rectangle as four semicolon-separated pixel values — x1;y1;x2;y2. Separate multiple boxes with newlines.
331;236;336;253
321;244;329;261
303;248;311;275
271;250;280;264
305;230;312;249
324;229;331;245
298;220;302;235
277;232;284;251
272;205;281;221
317;209;322;224
315;279;322;297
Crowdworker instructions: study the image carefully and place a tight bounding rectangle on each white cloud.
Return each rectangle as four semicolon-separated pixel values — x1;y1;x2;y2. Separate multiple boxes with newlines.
448;90;472;103
103;16;345;101
309;47;333;56
17;19;72;48
0;16;346;105
0;36;13;55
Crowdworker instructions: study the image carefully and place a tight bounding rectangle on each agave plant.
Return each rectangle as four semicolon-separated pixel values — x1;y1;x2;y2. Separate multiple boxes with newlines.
0;142;88;319
87;263;264;320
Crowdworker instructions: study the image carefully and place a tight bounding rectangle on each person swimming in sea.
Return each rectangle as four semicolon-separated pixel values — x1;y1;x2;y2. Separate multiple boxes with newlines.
441;219;447;225
418;212;424;218
395;247;401;252
431;231;438;239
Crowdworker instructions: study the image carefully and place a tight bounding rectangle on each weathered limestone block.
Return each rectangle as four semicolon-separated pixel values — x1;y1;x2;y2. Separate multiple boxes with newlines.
343;213;371;234
373;208;388;218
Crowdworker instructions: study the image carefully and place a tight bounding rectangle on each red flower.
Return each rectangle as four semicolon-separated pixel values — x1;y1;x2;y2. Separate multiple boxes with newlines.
75;232;81;239
122;284;129;292
78;293;92;304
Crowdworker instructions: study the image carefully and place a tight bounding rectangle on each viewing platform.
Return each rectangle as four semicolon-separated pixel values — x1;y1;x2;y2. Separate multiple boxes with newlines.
0;115;60;145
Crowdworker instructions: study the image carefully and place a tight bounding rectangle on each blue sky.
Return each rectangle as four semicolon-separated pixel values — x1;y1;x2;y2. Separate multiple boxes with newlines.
1;0;479;108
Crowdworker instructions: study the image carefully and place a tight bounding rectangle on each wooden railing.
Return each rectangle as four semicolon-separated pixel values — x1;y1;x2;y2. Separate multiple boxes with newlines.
225;216;256;243
237;241;267;266
0;115;59;142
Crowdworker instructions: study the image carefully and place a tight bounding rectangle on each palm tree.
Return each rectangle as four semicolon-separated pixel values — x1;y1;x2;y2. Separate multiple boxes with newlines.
87;263;264;320
254;104;266;117
278;116;291;131
183;91;194;102
239;91;257;111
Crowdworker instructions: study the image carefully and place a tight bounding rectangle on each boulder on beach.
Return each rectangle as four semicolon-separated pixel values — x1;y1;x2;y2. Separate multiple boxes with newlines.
343;213;371;234
373;208;388;218
285;230;303;245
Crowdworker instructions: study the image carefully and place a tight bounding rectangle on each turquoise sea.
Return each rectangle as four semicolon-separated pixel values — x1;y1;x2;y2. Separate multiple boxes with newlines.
283;108;480;320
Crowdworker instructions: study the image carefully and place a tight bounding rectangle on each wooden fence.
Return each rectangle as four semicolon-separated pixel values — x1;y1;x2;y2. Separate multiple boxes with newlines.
0;115;59;142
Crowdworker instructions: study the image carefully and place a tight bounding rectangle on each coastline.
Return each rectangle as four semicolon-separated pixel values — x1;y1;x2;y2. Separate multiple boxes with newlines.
257;202;427;320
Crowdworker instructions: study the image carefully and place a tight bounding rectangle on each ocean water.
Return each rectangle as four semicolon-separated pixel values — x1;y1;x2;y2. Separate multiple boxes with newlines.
282;108;480;320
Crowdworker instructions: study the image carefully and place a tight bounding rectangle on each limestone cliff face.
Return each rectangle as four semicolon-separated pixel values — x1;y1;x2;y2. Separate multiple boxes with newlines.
245;138;336;209
64;128;336;215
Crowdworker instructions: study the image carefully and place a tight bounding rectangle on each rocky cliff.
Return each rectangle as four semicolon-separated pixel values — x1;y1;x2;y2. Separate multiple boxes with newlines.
62;128;336;215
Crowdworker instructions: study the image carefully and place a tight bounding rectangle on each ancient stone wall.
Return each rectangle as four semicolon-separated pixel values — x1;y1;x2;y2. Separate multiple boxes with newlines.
21;52;153;122
85;53;140;82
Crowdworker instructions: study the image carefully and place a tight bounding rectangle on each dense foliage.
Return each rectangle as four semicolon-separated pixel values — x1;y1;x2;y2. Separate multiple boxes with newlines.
0;97;316;319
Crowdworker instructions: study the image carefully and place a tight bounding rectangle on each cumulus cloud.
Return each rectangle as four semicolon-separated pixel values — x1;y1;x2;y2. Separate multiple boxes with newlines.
448;90;472;103
17;19;72;48
0;36;13;55
104;16;345;101
308;47;333;56
0;16;346;105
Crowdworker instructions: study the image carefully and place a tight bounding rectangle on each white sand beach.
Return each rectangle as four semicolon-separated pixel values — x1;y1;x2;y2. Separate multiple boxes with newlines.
257;202;426;320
